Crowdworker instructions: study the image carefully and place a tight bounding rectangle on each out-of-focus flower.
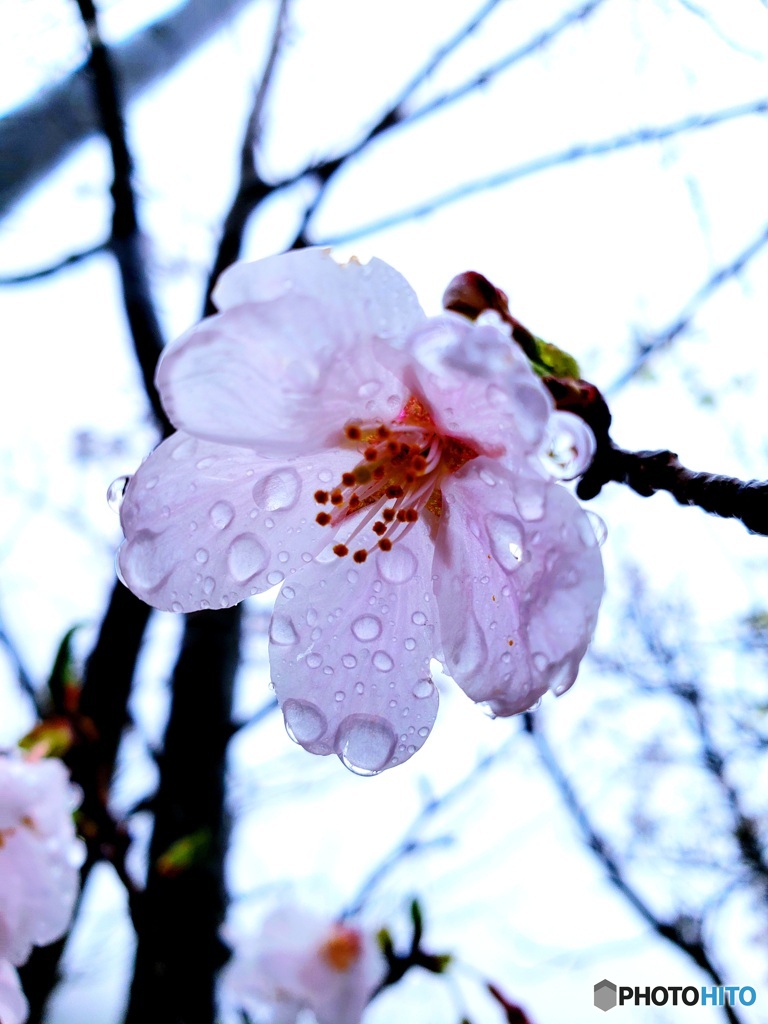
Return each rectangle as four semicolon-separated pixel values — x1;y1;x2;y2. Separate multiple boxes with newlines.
117;249;603;773
0;960;28;1024
0;754;84;966
222;905;386;1024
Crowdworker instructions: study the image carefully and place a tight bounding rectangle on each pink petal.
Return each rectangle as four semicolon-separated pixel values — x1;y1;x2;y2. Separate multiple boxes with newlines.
434;459;603;715
398;314;553;460
118;431;356;612
0;961;27;1024
213;248;425;347
269;520;439;773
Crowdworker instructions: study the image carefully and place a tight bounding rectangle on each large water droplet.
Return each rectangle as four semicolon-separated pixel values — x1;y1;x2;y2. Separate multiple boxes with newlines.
586;510;607;547
351;615;382;642
335;714;396;775
372;650;394;672
269;614;299;646
486;513;525;572
540;411;596;480
209;500;235;530
253;468;301;511
412;678;434;699
283;698;326;744
411;611;427;626
306;652;322;669
227;534;268;582
342;654;357;669
533;652;548;672
378;544;417;584
107;476;130;512
120;531;170;591
448;612;488;676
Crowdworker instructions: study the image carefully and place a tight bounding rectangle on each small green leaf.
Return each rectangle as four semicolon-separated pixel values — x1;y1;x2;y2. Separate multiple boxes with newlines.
156;828;212;877
531;336;581;380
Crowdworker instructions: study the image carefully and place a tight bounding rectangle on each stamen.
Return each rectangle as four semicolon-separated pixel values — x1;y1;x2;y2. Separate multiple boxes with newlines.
314;490;329;504
378;538;392;551
330;490;343;505
333;544;349;557
341;472;356;486
316;512;332;526
353;549;368;563
382;508;396;522
372;521;386;535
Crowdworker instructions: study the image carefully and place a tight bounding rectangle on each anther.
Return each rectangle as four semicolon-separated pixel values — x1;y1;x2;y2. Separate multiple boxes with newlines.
378;538;392;551
333;544;349;557
345;425;362;440
396;509;407;522
316;512;332;526
314;490;329;504
330;490;343;505
348;494;361;509
342;472;356;486
386;485;404;498
372;521;386;536
364;448;377;462
377;425;389;438
353;549;368;563
405;508;419;522
382;508;396;522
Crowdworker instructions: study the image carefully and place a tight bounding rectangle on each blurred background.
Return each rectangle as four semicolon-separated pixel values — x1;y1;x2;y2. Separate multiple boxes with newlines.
1;0;768;1021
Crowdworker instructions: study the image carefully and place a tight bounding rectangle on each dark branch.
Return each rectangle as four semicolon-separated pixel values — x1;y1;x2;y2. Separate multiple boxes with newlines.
0;605;41;715
74;0;170;432
0;242;109;286
577;443;768;536
608;220;768;394
524;713;744;1024
0;0;256;219
317;97;768;245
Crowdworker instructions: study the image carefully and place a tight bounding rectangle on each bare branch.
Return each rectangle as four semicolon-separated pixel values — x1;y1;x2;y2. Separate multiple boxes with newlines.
317;97;768;245
0;604;41;715
608;220;768;394
524;713;744;1024
0;242;108;286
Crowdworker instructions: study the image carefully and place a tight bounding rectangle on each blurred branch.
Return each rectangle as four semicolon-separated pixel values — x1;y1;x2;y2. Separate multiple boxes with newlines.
317;97;768;245
523;712;744;1024
344;733;517;918
608;220;768;394
230;696;278;736
290;0;607;247
0;605;41;716
0;242;109;286
74;0;170;432
203;0;292;314
0;0;256;219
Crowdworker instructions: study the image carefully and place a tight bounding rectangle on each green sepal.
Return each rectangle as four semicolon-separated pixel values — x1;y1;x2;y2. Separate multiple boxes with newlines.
530;336;581;380
155;827;212;877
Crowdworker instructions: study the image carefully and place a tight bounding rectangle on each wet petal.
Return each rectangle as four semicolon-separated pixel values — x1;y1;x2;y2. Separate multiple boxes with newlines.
157;297;408;456
434;459;603;715
269;520;439;773
399;314;554;460
118;432;355;612
0;962;27;1024
213;248;425;346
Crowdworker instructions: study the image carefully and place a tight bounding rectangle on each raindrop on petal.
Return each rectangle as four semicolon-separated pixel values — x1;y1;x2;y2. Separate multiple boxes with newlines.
586;510;608;547
539;410;596;480
283;698;326;744
378;544;417;585
372;651;394;672
351;615;382;642
227;534;268;582
486;513;525;572
412;678;434;699
335;714;397;775
107;476;131;512
209;501;235;530
253;468;301;511
269;614;299;646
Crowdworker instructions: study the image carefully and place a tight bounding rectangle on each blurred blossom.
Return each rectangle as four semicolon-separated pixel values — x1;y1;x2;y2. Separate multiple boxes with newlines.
0;960;27;1024
117;249;603;773
222;905;386;1024
0;753;85;966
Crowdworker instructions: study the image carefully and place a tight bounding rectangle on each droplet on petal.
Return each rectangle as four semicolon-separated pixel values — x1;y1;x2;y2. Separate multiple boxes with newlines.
335;714;397;775
412;678;434;699
486;513;525;572
377;544;417;585
107;475;131;512
372;651;394;672
586;510;608;547
539;410;596;480
283;698;327;744
253;468;301;511
209;500;235;529
351;615;382;642
269;614;299;646
227;534;268;582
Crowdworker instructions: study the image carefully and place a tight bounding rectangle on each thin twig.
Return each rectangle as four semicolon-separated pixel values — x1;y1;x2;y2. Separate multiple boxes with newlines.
316;97;768;245
0;243;109;286
524;713;743;1024
0;609;41;716
608;220;768;394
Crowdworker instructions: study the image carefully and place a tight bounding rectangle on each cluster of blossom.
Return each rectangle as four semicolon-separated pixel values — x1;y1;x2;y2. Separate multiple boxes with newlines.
117;248;604;774
222;905;385;1024
0;753;85;1024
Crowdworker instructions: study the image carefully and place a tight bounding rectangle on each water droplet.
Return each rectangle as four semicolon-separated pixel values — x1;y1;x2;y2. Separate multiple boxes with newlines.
358;379;381;398
355;681;365;694
342;654;357;669
253;468;301;511
203;576;215;596
195;548;209;564
351;615;382;642
283;698;326;744
448;612;488;675
372;650;394;672
486;513;524;572
404;638;416;651
318;469;333;483
267;570;284;585
269;614;299;646
550;660;575;696
120;531;170;591
171;601;183;613
227;534;268;582
282;585;295;600
533;652;548;672
306;652;322;669
540;411;596;480
412;678;434;699
417;726;430;737
306;607;318;626
336;714;397;775
586;510;607;547
209;501;235;530
411;611;427;626
107;476;131;512
170;436;196;461
335;691;345;702
278;551;289;563
378;544;417;584
479;468;496;487
264;517;275;529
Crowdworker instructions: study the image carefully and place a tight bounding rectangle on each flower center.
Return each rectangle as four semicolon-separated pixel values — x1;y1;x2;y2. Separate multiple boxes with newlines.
319;924;363;972
314;396;478;562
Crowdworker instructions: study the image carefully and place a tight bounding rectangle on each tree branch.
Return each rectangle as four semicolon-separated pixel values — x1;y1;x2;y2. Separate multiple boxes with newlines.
0;0;257;219
316;97;768;245
523;713;744;1024
0;242;109;286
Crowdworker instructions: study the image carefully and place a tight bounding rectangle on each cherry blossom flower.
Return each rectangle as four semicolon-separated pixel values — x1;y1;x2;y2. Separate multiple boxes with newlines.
0;753;84;967
222;905;386;1024
117;249;603;773
0;961;27;1024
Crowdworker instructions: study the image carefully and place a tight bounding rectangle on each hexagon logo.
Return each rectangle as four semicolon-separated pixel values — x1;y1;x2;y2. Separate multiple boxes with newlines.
594;980;617;1012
